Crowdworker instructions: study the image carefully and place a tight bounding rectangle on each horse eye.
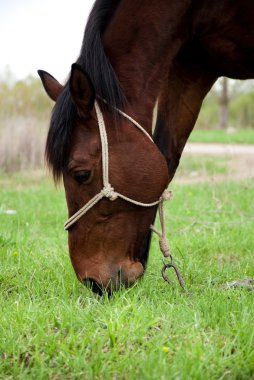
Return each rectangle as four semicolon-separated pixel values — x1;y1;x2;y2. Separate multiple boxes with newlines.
74;170;91;184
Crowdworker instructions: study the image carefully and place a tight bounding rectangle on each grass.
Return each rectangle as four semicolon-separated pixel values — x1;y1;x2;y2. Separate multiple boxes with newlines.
189;128;254;144
176;155;229;178
0;170;254;380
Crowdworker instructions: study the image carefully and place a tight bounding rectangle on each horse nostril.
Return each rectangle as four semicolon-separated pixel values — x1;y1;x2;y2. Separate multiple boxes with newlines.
83;278;103;296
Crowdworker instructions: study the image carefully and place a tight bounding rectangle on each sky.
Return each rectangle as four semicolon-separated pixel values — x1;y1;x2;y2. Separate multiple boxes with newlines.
0;0;94;82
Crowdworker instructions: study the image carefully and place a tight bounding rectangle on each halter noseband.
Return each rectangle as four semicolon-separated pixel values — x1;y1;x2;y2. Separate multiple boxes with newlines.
64;100;184;289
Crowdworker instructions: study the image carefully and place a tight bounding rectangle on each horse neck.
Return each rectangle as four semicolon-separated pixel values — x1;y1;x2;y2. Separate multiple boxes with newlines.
103;0;190;133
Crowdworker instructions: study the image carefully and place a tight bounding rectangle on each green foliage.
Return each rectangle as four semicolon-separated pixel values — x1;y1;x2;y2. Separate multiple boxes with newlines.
0;75;51;119
230;91;254;128
0;173;253;379
197;84;254;130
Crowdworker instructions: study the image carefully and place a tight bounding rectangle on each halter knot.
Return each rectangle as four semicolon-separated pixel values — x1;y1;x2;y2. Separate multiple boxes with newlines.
161;189;173;202
101;184;118;201
159;236;171;257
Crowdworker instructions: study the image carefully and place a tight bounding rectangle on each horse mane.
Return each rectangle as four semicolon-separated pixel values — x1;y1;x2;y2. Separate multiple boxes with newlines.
45;0;124;182
77;0;124;108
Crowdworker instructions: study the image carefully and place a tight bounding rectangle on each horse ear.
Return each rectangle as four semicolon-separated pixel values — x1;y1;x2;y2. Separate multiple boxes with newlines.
37;70;63;102
70;63;95;114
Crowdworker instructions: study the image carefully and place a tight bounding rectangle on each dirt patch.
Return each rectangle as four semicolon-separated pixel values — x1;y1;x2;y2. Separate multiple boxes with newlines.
174;143;254;183
184;143;254;155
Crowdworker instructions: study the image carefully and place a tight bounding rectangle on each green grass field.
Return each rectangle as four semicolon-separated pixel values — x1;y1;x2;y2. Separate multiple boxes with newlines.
189;129;254;144
0;171;254;380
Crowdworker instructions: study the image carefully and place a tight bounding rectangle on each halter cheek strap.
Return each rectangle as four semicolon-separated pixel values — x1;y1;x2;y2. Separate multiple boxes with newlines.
64;100;162;230
64;100;184;289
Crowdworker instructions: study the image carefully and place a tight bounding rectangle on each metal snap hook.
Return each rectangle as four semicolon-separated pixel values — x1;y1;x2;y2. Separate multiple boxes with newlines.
161;261;185;290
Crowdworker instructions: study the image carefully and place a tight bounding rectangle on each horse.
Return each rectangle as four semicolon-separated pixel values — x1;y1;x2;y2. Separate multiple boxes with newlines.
38;0;254;293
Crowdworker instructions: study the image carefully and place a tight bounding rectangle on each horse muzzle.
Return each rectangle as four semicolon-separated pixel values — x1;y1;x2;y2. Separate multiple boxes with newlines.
81;260;144;294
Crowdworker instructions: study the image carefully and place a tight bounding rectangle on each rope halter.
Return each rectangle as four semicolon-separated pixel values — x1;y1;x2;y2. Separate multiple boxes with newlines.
64;100;184;289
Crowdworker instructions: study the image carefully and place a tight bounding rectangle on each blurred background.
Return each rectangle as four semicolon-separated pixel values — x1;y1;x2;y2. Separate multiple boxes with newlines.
0;0;254;175
0;0;94;173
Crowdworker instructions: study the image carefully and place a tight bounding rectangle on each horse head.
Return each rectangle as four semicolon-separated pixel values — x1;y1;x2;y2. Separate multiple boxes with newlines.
39;64;169;293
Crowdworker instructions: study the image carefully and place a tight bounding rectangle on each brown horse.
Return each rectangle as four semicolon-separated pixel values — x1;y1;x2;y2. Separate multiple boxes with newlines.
39;0;254;293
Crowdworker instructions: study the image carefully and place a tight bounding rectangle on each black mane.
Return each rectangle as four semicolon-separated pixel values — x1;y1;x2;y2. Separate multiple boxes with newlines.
77;0;124;108
46;0;124;181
